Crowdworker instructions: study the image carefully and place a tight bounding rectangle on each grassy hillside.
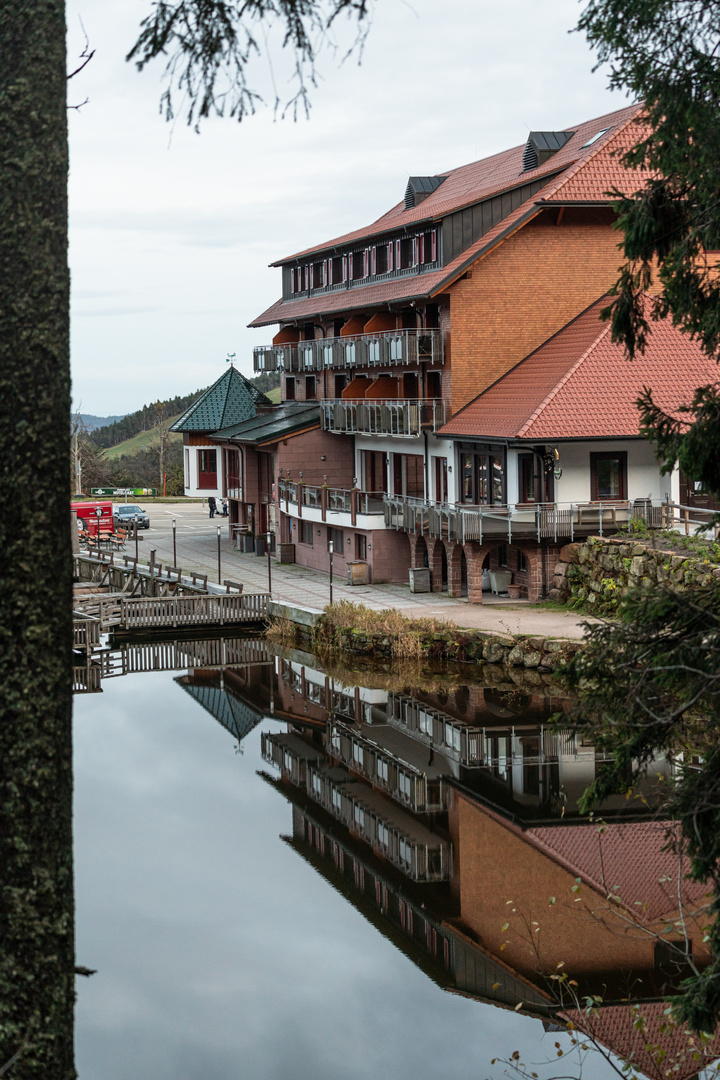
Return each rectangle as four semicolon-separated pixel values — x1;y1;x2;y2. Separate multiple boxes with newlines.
266;386;281;404
103;417;183;460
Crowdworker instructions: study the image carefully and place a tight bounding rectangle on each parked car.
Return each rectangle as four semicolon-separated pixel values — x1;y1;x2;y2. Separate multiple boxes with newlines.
113;504;150;530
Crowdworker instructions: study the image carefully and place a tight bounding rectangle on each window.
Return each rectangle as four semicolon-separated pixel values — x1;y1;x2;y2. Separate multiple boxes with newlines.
518;550;528;572
378;822;389;848
305;375;316;400
328;527;344;551
359;449;387;494
197;448;217;489
352;743;364;767
420;230;437;264
356;534;367;560
498;544;508;568
330;255;344;284
393;453;424;498
311;261;325;288
300;520;313;546
398;773;412;799
351;250;366;280
374;244;390;274
399;237;416;269
285;376;296;401
377;758;389;783
331;789;342;812
353;805;365;829
519;454;537;503
434;457;448;503
591;452;627;500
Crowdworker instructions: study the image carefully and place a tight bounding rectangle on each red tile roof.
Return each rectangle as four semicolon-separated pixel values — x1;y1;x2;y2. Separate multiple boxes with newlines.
527;820;708;922
249;195;542;327
275;103;646;263
561;1003;720;1080
250;104;652;328
438;296;718;441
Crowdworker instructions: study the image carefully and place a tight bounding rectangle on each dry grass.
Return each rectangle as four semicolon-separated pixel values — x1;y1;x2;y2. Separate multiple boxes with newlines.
318;600;455;660
265;617;298;646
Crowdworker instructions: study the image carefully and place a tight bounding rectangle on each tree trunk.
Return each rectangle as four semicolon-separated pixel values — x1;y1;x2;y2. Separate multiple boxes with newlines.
0;2;75;1076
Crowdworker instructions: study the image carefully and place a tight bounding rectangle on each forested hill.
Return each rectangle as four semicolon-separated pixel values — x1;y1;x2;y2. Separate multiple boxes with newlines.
88;389;208;449
87;372;281;450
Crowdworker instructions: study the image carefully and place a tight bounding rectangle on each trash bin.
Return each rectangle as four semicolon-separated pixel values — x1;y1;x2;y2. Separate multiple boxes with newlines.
347;561;368;585
277;543;295;564
409;567;431;593
254;535;266;557
241;533;255;553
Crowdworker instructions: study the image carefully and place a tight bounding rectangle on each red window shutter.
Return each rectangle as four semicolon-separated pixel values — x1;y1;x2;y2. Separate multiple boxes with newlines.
431;230;437;261
342;255;347;282
388;243;394;271
418;235;425;264
363;249;369;277
371;247;376;274
323;261;328;287
413;238;418;266
396;240;401;267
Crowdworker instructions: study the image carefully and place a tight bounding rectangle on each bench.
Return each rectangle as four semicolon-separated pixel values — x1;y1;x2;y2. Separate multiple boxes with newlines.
223;579;244;594
577;502;629;527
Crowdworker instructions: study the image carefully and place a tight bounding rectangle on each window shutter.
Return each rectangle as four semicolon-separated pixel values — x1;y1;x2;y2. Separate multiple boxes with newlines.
371;247;376;275
363;249;369;277
387;243;394;271
342;255;347;282
396;240;401;267
431;230;437;261
323;261;328;287
413;238;418;266
418;235;425;264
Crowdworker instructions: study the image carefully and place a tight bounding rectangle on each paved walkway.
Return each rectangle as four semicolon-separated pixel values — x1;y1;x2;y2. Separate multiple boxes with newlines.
133;500;595;641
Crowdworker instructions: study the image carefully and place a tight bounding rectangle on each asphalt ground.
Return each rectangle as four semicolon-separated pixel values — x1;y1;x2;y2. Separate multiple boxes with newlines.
132;499;595;641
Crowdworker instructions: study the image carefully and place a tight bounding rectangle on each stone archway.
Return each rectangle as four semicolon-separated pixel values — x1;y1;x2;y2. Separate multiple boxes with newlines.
428;539;445;592
463;541;545;603
409;533;428;570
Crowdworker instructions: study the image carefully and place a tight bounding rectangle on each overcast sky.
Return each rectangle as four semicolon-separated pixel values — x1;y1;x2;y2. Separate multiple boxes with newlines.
66;0;629;417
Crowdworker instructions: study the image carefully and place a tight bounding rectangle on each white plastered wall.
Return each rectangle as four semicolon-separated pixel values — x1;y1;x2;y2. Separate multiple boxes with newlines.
519;438;670;505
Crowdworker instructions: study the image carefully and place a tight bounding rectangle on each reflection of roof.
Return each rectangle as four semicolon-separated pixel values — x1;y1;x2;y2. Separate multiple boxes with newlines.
439;295;718;441
561;1002;720;1080
212;403;320;445
249;104;651;327
170;367;271;433
527;820;708;921
176;678;263;743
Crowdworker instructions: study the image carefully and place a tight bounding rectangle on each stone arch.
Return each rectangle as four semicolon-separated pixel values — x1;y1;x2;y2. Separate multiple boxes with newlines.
464;541;545;603
446;541;465;597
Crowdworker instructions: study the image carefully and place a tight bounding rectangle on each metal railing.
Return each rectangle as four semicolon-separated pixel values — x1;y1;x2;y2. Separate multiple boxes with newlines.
383;496;716;544
278;479;386;517
320;397;446;437
253;328;445;373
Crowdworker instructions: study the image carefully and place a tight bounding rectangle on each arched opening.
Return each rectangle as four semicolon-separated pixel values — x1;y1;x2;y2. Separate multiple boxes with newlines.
460;549;468;597
441;547;448;591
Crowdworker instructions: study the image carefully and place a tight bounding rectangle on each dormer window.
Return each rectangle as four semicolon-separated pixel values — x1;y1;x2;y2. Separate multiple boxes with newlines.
521;131;575;172
404;176;446;210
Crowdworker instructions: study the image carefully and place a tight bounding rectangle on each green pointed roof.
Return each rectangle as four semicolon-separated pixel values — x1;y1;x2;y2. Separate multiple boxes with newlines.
170;367;272;433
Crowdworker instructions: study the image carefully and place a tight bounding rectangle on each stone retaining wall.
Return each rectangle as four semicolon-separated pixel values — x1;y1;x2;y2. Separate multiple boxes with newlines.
549;536;720;611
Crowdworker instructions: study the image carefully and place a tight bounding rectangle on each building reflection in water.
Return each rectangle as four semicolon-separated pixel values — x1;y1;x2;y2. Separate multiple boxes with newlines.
259;650;720;1080
79;634;720;1079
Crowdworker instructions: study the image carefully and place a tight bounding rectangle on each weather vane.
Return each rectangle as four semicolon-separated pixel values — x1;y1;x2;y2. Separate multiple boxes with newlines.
226;352;236;367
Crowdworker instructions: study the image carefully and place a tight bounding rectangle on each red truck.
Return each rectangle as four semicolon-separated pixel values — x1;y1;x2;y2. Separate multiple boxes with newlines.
71;500;113;537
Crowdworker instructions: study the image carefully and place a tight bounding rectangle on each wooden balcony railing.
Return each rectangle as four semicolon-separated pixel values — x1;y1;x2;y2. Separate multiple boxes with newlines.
278;479;385;521
253;328;445;373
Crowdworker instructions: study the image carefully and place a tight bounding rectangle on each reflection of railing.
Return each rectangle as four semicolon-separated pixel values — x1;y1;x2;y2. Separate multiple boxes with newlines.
253;329;445;373
386;693;615;768
321;398;446;437
305;762;451;882
383;497;716;543
328;719;448;813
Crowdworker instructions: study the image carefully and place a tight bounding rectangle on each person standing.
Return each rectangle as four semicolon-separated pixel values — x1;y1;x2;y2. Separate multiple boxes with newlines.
208;496;216;518
222;499;229;517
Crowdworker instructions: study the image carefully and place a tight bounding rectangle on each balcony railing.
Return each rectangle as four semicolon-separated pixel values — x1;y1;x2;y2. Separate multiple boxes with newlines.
253;328;445;373
321;398;446;437
278;479;386;518
383;496;705;543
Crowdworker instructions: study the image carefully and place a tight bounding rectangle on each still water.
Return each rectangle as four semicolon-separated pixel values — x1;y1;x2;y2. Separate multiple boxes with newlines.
72;636;710;1080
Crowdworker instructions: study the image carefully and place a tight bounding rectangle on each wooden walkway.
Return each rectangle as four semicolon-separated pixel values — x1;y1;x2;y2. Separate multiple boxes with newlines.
73;553;269;633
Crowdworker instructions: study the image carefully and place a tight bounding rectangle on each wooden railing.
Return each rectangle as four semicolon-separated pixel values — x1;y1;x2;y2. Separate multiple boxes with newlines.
320;398;446;437
120;593;268;629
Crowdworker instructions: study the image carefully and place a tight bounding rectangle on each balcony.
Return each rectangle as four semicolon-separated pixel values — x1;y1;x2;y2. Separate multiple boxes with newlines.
278;479;386;524
321;398;446;438
383;496;686;543
253;328;444;373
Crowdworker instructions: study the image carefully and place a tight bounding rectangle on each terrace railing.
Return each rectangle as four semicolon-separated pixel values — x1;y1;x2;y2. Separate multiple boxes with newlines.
383;496;715;543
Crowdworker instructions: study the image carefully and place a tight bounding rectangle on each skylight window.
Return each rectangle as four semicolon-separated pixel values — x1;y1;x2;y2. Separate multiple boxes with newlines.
581;127;610;148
